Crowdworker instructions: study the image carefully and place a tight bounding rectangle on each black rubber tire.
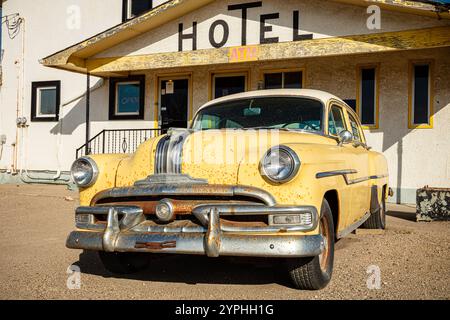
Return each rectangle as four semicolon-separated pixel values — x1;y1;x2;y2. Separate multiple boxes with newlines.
98;252;151;274
363;188;386;230
286;199;335;290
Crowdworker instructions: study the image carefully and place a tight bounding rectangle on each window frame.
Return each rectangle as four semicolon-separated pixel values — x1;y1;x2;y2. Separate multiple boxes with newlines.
408;60;434;129
31;81;61;122
346;110;364;144
261;68;305;90
209;70;250;100
122;0;153;22
356;63;379;130
109;75;146;120
327;103;348;137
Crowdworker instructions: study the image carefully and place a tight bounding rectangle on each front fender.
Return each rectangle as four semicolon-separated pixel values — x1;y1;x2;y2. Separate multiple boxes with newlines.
78;154;130;206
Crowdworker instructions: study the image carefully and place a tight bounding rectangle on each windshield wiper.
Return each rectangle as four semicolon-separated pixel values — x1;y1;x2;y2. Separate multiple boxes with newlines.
244;126;293;131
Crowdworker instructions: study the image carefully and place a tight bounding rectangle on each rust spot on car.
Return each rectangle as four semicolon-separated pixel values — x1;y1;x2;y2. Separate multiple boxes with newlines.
135;240;177;250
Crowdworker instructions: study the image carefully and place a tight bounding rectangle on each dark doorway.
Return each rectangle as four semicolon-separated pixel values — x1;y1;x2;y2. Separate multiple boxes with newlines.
213;74;247;99
159;78;189;130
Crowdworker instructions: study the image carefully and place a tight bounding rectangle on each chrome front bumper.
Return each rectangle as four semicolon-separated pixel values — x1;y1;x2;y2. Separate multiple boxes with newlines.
66;205;324;258
67;178;324;258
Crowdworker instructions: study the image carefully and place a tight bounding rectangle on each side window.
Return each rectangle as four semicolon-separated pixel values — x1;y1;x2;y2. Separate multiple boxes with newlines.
328;105;346;136
348;112;362;142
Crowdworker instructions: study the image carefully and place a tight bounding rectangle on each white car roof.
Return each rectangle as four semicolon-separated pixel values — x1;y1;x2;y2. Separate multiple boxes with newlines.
198;89;347;111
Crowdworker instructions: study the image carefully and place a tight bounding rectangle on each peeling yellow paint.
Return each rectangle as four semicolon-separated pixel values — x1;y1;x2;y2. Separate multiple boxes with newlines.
48;26;450;76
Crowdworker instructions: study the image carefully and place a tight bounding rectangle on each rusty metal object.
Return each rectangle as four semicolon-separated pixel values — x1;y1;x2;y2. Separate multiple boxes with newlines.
205;208;221;258
96;200;253;215
103;208;120;252
417;186;450;222
135;241;176;250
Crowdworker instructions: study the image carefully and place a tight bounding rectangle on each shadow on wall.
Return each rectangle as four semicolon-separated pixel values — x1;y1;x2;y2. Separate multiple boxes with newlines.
377;100;446;204
50;79;109;136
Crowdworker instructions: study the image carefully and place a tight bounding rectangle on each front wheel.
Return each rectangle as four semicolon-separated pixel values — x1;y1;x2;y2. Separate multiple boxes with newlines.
98;252;151;274
363;187;386;229
286;199;335;290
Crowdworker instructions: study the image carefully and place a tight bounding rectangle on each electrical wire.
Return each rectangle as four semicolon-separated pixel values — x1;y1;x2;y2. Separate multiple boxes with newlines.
1;13;23;39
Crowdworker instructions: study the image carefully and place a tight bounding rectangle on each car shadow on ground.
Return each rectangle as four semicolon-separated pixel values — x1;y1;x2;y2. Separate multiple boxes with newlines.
386;210;417;222
74;250;294;287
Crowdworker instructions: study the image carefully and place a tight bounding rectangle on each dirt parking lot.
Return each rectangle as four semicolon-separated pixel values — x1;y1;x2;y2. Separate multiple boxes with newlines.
0;184;448;300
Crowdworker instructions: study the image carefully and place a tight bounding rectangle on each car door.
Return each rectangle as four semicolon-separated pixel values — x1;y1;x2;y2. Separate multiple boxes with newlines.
343;108;371;225
327;103;355;231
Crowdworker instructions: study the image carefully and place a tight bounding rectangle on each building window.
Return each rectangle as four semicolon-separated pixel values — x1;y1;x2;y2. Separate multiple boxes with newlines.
122;0;153;21
409;62;433;129
109;75;145;120
357;66;379;128
212;72;247;99
31;81;61;122
264;71;303;89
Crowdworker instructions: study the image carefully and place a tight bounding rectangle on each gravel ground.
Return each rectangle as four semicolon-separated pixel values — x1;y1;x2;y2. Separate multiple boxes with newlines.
0;184;448;300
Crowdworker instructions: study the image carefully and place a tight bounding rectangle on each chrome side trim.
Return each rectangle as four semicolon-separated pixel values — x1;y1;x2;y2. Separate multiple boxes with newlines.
316;169;357;179
337;212;371;239
316;170;388;185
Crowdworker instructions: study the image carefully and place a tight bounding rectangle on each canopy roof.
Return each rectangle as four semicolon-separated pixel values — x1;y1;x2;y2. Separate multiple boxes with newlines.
40;0;450;77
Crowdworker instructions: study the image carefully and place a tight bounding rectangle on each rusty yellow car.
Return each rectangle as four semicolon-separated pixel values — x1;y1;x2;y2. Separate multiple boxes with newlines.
68;89;389;290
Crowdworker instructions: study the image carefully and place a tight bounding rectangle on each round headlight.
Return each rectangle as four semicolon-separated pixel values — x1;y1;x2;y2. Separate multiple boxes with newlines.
259;146;300;184
71;157;98;187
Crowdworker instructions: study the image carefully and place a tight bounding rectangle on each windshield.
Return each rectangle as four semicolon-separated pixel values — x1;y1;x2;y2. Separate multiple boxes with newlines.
191;96;323;132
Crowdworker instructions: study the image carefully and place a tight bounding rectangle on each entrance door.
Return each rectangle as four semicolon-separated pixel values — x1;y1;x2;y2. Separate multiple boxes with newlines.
159;78;189;130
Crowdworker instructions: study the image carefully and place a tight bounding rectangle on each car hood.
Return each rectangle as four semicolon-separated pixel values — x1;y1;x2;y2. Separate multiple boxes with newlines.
177;129;333;185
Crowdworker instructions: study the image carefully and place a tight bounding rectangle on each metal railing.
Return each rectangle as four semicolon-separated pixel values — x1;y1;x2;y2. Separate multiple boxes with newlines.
76;128;165;159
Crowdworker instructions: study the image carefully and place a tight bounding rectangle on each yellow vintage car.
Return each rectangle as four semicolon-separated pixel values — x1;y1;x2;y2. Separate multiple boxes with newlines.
68;89;389;290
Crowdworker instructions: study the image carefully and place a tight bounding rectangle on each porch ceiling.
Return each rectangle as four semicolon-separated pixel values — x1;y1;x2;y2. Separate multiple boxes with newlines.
40;0;450;77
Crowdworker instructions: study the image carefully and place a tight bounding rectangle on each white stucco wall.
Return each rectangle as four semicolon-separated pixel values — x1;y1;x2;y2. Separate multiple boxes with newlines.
94;0;450;58
0;0;122;171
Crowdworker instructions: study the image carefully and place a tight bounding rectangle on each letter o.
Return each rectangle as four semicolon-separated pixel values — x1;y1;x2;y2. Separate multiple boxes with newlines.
209;20;229;48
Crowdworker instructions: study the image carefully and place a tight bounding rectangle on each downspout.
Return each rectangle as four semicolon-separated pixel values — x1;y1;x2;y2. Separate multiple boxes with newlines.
12;18;25;173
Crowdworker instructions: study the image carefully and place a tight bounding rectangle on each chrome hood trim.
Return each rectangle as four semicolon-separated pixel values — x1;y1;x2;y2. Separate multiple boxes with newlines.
154;129;192;174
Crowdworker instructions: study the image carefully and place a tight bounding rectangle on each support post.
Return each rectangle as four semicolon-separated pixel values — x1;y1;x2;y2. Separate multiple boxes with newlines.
85;73;91;155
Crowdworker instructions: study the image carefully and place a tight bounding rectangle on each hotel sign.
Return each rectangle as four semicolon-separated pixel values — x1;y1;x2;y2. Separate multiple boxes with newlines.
178;1;313;52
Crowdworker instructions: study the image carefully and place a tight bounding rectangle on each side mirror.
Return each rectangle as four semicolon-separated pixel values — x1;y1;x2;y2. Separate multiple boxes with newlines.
338;130;353;146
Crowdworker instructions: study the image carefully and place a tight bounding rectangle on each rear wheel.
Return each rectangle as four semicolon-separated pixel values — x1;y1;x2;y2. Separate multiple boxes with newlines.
98;252;151;274
363;187;386;229
286;199;335;290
